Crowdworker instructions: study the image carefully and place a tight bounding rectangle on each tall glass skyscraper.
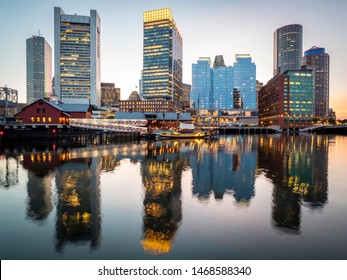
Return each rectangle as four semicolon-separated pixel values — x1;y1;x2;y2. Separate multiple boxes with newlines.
191;54;256;110
142;8;183;110
26;35;52;104
191;58;212;109
211;60;233;110
274;24;303;76
303;46;330;117
233;54;256;109
54;7;101;107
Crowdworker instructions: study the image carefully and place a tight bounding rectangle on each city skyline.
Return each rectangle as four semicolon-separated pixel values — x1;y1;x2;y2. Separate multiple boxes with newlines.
0;0;346;118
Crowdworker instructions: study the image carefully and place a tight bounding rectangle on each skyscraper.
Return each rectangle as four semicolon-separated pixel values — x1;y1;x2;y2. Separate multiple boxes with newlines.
191;58;212;109
233;54;256;109
303;46;330;118
54;7;101;107
26;35;52;104
273;24;303;76
212;55;234;109
142;8;183;110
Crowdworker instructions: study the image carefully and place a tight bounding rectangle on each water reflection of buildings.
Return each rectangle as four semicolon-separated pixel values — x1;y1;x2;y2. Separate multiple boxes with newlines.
0;155;19;188
55;157;101;251
22;152;66;221
140;142;187;255
258;135;329;233
20;149;103;249
191;136;257;204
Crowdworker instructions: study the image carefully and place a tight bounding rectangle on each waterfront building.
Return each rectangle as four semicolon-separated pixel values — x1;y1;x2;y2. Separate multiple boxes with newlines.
302;46;330;118
101;83;120;107
182;83;191;109
192;55;256;110
119;100;175;112
26;35;52;104
191;58;212;109
211;60;234;109
54;7;101;107
256;80;263;109
273;24;303;76
142;8;183;110
233;54;256;109
14;98;91;128
258;69;314;129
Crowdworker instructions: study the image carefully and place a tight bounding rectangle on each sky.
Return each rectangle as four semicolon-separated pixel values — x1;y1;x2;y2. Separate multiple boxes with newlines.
0;0;347;118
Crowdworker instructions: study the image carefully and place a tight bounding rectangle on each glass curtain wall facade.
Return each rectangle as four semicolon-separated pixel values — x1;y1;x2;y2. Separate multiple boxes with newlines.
258;69;314;129
273;24;303;76
302;46;329;118
54;7;101;107
143;8;183;110
191;58;212;109
212;65;234;109
233;54;256;109
26;35;52;104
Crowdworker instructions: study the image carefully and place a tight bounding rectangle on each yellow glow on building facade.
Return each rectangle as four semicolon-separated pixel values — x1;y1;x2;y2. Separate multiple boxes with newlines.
142;8;183;111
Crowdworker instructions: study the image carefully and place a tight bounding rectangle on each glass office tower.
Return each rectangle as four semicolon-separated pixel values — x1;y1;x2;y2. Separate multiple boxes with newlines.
274;24;303;76
233;54;256;109
212;62;234;109
26;35;52;104
191;58;212;109
259;69;314;129
142;8;183;110
54;7;101;107
303;46;329;117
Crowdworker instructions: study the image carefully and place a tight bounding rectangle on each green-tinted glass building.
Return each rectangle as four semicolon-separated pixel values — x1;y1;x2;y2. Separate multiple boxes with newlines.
142;8;183;110
259;69;314;130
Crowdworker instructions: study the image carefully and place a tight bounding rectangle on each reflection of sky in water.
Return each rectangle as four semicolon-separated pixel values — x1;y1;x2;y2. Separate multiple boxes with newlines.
0;135;346;260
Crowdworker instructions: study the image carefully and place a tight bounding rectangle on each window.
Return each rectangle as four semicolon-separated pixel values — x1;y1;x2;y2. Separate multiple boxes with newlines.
30;116;34;123
42;117;46;123
36;116;40;122
36;108;40;113
43;108;46;113
48;117;52;123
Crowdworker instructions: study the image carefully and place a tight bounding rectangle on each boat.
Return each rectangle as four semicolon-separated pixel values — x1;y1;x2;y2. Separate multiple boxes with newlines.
157;130;210;139
156;123;211;139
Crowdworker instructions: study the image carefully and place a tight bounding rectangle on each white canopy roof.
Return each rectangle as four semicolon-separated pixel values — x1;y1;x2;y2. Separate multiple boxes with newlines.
179;123;195;130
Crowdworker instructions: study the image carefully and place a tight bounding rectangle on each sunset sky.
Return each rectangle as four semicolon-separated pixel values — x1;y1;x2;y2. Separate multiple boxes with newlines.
1;0;346;118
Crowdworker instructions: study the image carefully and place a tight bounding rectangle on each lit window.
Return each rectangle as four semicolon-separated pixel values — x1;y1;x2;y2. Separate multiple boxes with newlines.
36;116;40;122
48;117;52;123
31;116;34;123
42;117;46;123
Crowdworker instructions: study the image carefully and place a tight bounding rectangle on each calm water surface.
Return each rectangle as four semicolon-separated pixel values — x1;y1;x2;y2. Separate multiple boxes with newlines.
0;134;346;259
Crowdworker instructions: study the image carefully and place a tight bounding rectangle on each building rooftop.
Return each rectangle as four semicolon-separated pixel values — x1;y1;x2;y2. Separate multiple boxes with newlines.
58;103;90;112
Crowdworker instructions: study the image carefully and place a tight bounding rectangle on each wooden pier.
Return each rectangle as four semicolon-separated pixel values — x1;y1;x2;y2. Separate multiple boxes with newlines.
0;129;142;147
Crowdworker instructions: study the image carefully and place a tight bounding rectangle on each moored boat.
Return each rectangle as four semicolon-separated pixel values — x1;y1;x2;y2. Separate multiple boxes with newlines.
157;130;210;139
